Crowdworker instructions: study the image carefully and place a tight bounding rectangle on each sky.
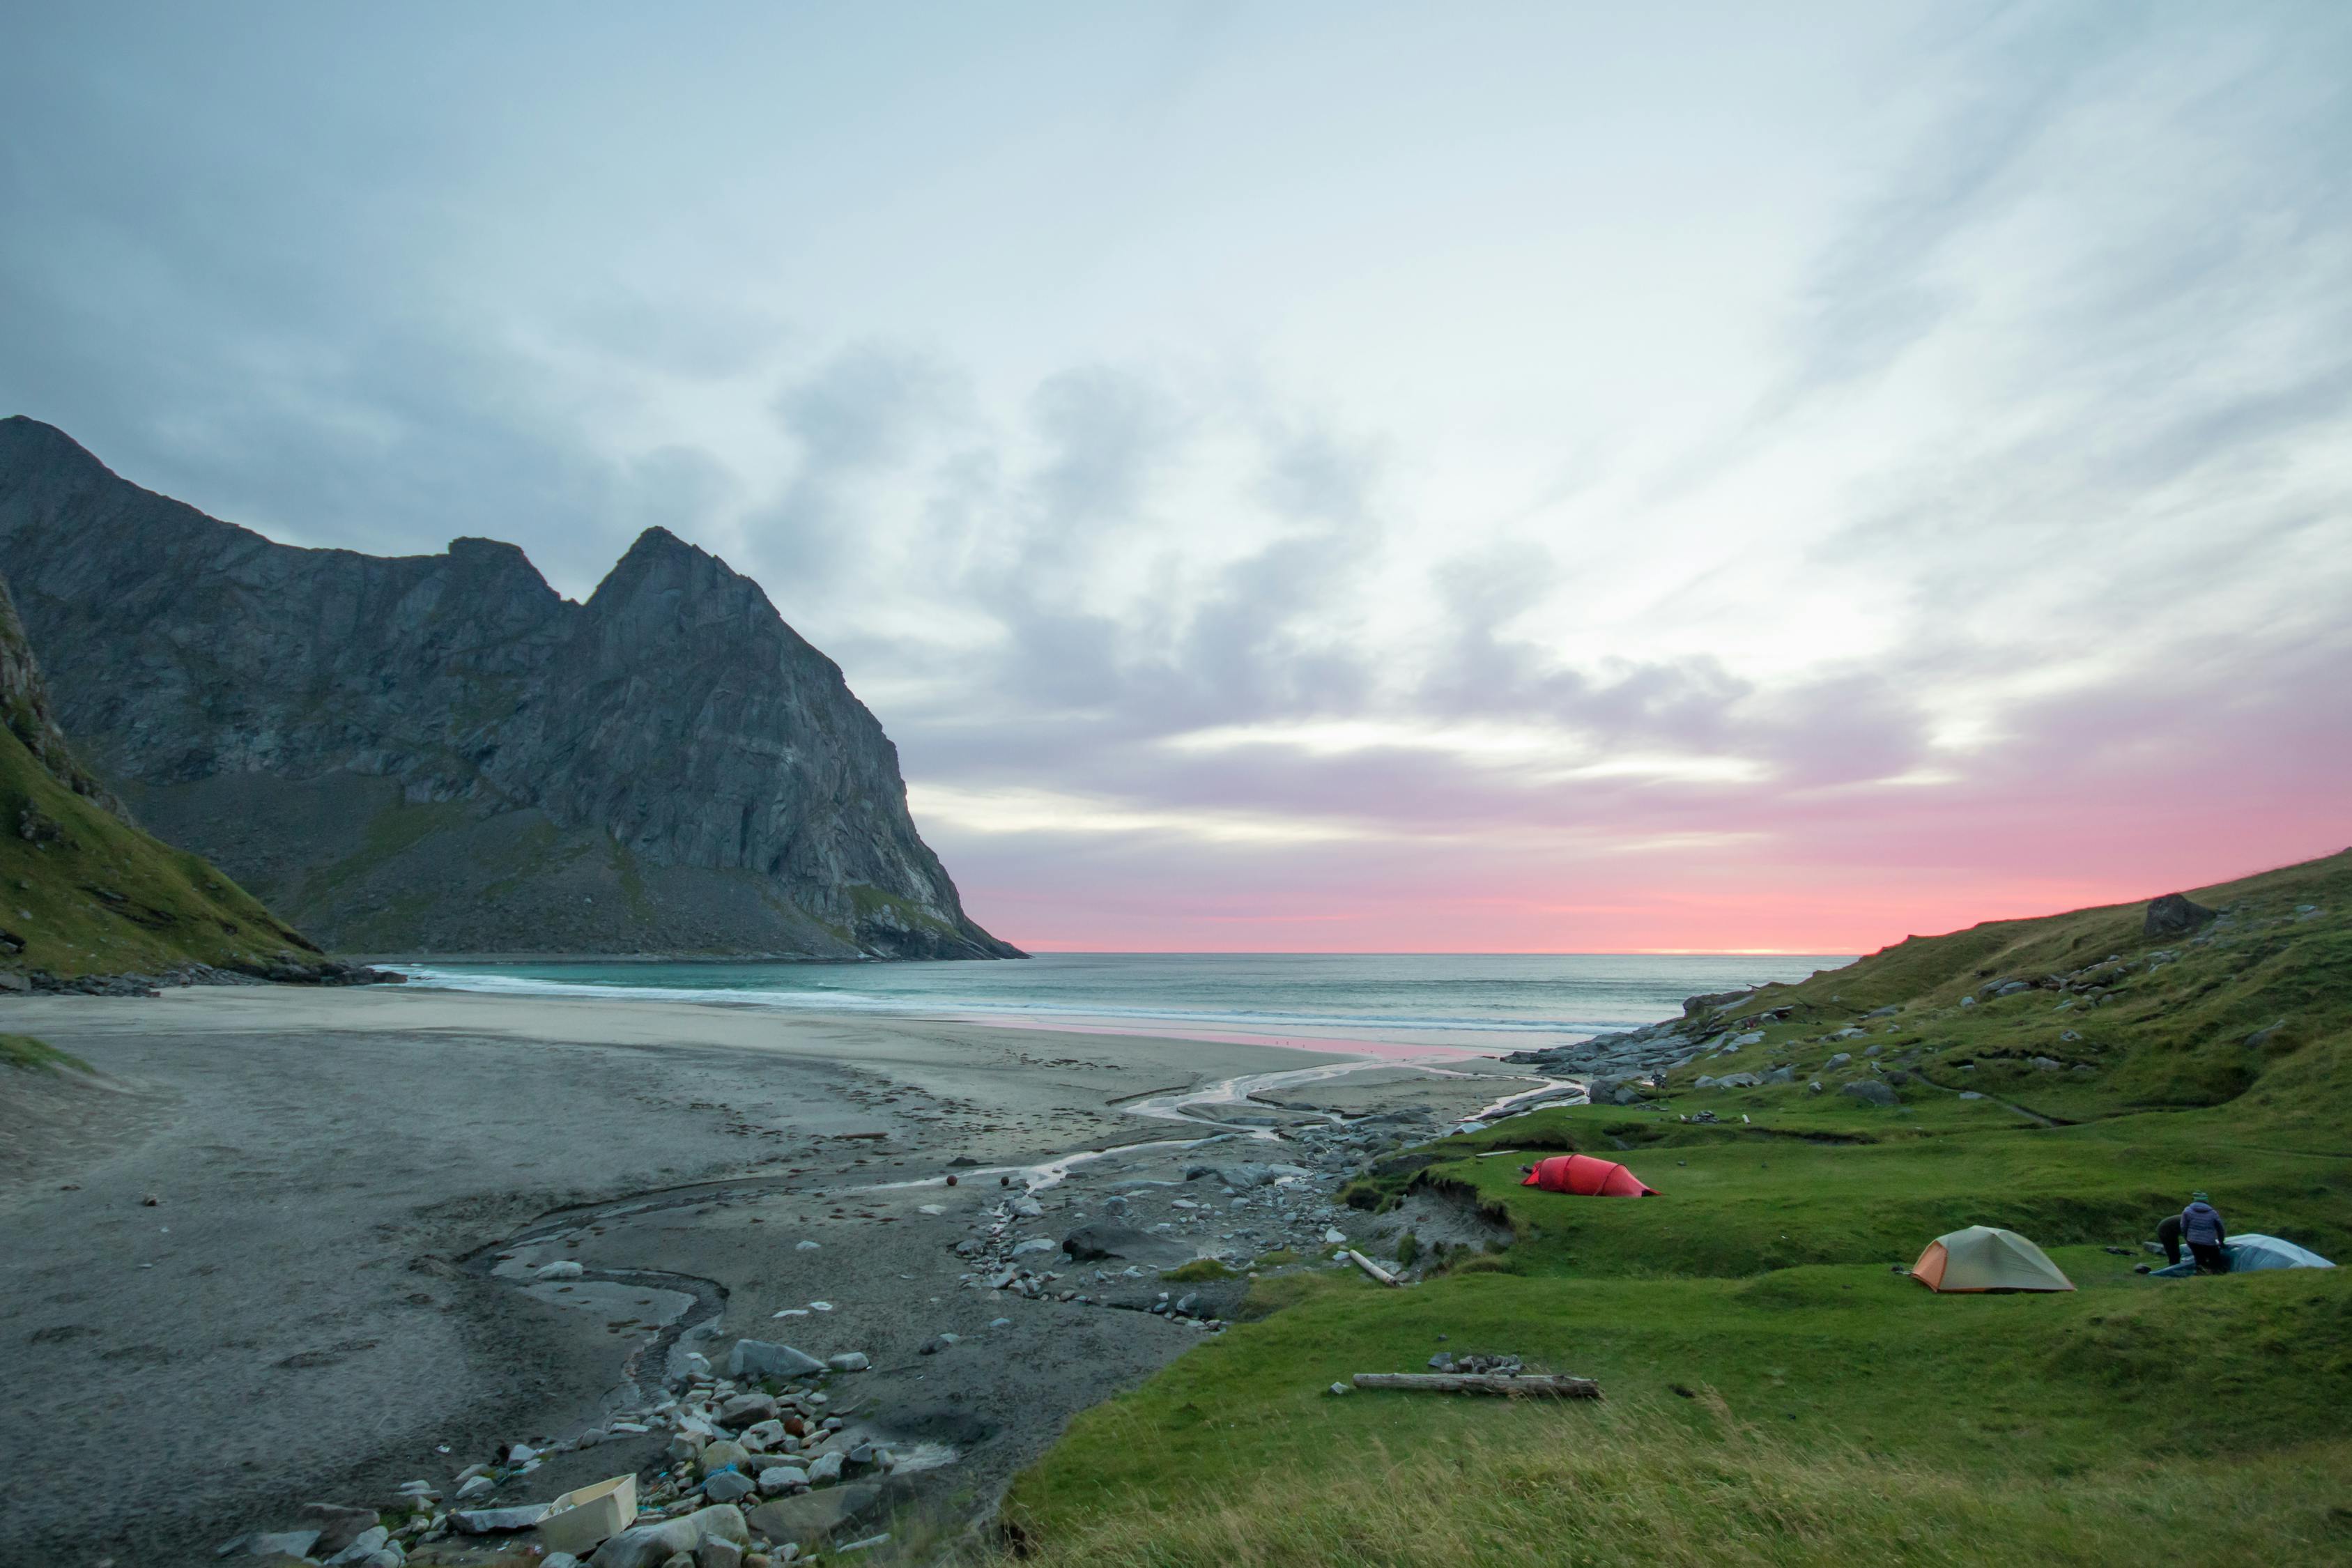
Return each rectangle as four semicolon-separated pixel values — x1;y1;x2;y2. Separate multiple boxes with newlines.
3;2;2348;953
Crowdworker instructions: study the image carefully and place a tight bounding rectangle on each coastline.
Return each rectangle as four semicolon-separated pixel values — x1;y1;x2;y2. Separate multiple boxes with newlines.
0;984;1559;1564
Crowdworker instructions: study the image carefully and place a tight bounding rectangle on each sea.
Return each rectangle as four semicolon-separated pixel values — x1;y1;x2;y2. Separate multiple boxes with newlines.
396;951;1850;1056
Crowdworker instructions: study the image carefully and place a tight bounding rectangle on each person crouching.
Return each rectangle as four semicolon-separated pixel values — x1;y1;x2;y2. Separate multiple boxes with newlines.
2182;1192;2228;1274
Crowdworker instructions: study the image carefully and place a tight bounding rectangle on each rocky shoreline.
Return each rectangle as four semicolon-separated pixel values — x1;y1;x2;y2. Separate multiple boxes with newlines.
1;988;1558;1566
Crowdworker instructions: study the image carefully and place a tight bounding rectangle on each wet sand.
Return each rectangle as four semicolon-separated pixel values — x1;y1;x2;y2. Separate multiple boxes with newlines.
0;987;1555;1565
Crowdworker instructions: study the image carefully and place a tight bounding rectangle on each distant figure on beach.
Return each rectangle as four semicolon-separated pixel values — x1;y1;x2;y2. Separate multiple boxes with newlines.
2183;1192;2228;1273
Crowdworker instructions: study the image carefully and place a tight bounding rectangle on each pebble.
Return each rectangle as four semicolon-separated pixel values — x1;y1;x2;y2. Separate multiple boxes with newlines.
795;1240;820;1251
535;1261;585;1280
827;1351;870;1372
808;1301;833;1312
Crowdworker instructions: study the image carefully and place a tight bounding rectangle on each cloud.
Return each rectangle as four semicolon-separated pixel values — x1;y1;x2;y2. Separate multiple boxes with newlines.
2;3;2347;951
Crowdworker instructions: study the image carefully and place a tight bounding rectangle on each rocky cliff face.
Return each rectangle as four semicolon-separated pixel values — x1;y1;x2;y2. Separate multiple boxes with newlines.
0;416;1019;959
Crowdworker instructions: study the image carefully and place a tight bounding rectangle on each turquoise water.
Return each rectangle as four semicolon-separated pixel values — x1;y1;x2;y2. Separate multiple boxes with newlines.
399;951;1849;1053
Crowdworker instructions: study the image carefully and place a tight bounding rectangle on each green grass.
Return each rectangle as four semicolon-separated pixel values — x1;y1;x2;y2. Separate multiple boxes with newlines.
0;1033;89;1073
0;722;317;978
999;850;2352;1566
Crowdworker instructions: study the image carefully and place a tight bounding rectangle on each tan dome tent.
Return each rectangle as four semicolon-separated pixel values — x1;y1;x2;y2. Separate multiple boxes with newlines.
1909;1225;2075;1293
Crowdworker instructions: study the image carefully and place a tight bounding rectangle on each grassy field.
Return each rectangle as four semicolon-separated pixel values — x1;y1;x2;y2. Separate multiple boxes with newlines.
994;851;2352;1566
0;718;318;978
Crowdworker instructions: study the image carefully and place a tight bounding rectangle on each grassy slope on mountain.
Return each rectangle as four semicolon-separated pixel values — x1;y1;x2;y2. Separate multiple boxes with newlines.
0;719;316;978
997;850;2352;1567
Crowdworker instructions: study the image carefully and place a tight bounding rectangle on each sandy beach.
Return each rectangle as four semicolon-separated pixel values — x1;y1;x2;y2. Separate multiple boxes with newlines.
0;985;1549;1565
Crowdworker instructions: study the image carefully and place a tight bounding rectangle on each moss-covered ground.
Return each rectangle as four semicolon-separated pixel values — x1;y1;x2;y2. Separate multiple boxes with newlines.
997;850;2352;1565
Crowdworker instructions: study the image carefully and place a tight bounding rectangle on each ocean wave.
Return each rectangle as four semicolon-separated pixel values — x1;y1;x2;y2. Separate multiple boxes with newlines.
391;964;1627;1038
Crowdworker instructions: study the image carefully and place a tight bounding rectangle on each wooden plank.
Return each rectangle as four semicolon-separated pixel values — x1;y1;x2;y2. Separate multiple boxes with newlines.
1351;1372;1601;1399
1344;1249;1402;1287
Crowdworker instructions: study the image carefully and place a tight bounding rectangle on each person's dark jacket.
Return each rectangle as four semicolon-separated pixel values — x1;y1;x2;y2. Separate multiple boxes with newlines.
2183;1201;2226;1245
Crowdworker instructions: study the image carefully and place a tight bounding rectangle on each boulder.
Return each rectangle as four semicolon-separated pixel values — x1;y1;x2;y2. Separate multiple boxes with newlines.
2144;893;2217;938
1714;1072;1762;1089
1762;1066;1794;1084
221;1532;323;1559
1839;1080;1898;1107
728;1340;826;1380
324;1527;390;1566
757;1466;808;1496
745;1483;884;1546
453;1502;553;1534
302;1505;382;1556
702;1472;755;1504
1824;1053;1850;1070
1060;1224;1190;1266
587;1506;749;1568
827;1352;870;1372
718;1392;777;1427
700;1440;752;1475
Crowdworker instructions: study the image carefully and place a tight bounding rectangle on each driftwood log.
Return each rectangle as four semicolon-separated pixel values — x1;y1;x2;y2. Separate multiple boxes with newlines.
1351;1372;1601;1399
1344;1250;1403;1287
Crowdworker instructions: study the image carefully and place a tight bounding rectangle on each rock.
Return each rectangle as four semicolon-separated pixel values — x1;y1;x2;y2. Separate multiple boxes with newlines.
453;1502;555;1534
2059;1030;2082;1043
325;1527;392;1566
1715;1072;1761;1089
1839;1080;1898;1107
222;1530;323;1559
1806;1080;1824;1093
1731;1031;1765;1047
1958;1091;1984;1100
1322;1227;1346;1244
746;1481;884;1544
1863;1004;1900;1018
794;1240;820;1251
303;1505;383;1556
1328;1381;1351;1395
1692;1075;1719;1089
728;1340;827;1380
804;1452;845;1485
1863;1045;1882;1057
703;1473;755;1504
697;1540;744;1568
537;1261;585;1280
1762;1066;1794;1084
455;1475;497;1502
1011;1238;1058;1256
2144;893;2217;938
1059;1224;1190;1266
702;1438;752;1472
720;1393;778;1426
757;1466;808;1496
1824;1053;1850;1069
1011;1197;1044;1218
589;1507;751;1568
827;1352;870;1372
546;1558;582;1568
2030;1056;2063;1071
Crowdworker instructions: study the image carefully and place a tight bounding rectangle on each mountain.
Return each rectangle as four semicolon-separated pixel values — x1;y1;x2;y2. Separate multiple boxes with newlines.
0;567;341;984
0;417;1020;960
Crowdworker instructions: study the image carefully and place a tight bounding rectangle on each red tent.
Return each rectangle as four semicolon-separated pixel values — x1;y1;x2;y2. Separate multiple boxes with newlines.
1521;1153;1657;1197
